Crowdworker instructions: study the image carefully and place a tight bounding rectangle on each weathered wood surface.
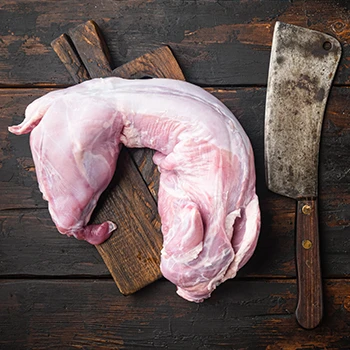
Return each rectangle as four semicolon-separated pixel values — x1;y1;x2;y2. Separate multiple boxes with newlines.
0;209;110;277
93;149;163;294
1;0;350;348
51;34;90;84
69;20;113;78
1;279;350;349
0;0;350;87
0;89;49;210
1;87;349;279
51;20;187;294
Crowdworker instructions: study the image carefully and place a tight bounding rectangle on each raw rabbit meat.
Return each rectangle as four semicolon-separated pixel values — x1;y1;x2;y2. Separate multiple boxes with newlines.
9;78;260;302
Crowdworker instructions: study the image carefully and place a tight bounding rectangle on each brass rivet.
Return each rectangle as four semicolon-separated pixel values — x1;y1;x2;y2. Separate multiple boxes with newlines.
323;41;332;51
302;204;312;215
302;239;312;249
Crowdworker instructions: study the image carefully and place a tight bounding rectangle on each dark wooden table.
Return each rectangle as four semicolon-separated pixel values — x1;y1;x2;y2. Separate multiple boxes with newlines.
1;1;350;349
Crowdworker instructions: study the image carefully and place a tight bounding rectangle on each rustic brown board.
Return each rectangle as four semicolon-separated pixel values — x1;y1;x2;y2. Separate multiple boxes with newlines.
0;0;349;87
51;34;89;84
50;20;185;294
69;20;113;78
1;87;349;279
1;279;350;349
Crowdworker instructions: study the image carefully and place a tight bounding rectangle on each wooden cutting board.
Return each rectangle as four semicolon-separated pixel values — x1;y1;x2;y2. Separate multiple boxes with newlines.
51;20;185;294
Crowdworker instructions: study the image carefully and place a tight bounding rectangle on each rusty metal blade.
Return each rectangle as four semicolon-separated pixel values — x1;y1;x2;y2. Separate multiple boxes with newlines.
265;22;341;199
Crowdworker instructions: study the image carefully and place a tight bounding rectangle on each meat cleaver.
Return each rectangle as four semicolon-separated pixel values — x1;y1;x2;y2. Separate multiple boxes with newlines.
265;22;341;329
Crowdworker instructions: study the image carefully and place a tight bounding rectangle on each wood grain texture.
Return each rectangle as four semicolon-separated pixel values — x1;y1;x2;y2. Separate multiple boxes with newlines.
295;199;323;329
0;89;49;210
54;21;187;294
50;21;166;294
51;34;90;84
1;279;350;349
0;0;350;86
69;20;113;78
0;209;109;277
93;149;163;294
113;46;185;80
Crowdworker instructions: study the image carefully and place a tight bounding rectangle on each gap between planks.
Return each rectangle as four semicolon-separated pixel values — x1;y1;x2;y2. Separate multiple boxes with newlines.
1;83;350;90
1;275;350;281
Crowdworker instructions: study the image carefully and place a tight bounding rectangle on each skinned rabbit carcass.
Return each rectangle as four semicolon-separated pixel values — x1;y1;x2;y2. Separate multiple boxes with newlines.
9;78;260;302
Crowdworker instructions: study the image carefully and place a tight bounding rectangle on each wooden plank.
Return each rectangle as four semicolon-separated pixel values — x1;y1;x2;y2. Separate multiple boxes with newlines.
0;89;49;210
113;46;185;80
0;209;109;277
51;20;186;294
0;0;349;86
69;20;113;78
91;150;163;293
1;279;350;349
51;34;90;84
1;87;349;278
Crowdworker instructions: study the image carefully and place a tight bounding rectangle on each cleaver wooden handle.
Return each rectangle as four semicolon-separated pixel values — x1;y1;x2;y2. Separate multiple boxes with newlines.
295;198;323;329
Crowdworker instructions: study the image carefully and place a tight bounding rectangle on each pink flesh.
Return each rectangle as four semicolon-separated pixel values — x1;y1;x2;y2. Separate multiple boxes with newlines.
9;77;260;302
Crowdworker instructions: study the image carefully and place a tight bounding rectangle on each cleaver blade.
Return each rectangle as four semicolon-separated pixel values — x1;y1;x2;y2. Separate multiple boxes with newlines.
265;22;341;329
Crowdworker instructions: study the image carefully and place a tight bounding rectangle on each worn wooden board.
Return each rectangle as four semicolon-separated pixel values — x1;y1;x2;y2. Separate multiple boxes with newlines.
1;279;350;349
0;0;350;86
51;33;90;84
50;20;185;294
1;87;349;279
